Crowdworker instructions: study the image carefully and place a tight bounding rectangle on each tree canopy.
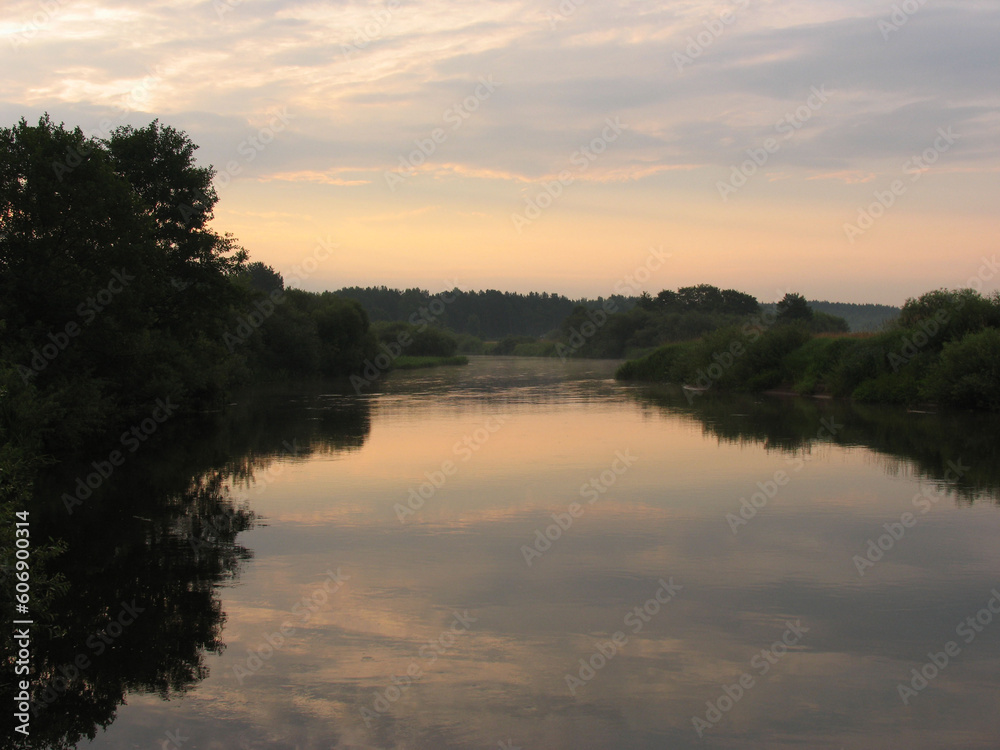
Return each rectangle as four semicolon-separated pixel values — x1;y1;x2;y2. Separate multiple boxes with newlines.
0;115;375;451
776;292;813;322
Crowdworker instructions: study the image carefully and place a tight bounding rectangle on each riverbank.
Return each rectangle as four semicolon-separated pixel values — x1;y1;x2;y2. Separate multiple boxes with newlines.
616;290;1000;412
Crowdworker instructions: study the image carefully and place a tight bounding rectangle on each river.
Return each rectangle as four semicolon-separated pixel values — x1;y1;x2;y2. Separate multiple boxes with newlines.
26;356;1000;749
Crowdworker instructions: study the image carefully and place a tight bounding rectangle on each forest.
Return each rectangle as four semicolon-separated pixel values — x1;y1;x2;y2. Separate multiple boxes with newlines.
333;285;615;339
335;283;889;361
335;284;899;341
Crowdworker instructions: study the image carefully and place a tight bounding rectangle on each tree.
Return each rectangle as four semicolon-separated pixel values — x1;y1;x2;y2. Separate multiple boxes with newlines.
0;115;248;445
242;262;284;295
898;288;1000;345
636;291;656;310
926;328;1000;411
720;288;760;316
655;289;680;312
677;284;724;311
104;121;247;331
810;311;850;333
776;293;813;322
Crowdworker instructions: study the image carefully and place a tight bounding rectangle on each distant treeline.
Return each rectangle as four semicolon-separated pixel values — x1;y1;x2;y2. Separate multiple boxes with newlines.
334;285;634;339
336;286;900;343
795;301;899;332
344;284;848;361
540;288;845;360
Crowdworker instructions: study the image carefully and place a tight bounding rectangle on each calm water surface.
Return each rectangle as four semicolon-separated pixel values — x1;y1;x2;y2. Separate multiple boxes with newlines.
32;357;1000;748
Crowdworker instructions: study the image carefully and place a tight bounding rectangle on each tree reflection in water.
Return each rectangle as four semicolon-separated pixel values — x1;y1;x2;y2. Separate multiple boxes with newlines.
7;386;370;749
629;384;1000;502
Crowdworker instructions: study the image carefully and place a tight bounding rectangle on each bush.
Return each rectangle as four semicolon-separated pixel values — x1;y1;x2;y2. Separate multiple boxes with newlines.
852;372;921;405
371;321;458;357
615;342;690;381
614;291;1000;412
899;289;1000;348
513;340;556;357
809;311;850;334
827;336;889;396
454;333;485;354
489;335;541;356
924;328;1000;411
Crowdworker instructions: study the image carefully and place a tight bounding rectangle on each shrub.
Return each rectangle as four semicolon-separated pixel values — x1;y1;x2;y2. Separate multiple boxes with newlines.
371;321;458;357
852;373;921;405
923;328;1000;411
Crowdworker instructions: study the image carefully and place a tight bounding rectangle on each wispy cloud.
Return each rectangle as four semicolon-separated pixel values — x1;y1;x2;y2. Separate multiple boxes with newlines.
3;0;999;301
808;170;877;184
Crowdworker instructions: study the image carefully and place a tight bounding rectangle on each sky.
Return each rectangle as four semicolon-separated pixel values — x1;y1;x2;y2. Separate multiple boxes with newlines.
2;0;998;305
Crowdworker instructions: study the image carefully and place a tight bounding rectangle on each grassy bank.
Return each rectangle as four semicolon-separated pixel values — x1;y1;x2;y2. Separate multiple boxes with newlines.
616;289;1000;412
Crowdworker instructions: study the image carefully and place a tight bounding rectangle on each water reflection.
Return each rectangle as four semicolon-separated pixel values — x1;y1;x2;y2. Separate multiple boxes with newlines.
14;386;371;750
628;383;1000;501
16;359;1000;749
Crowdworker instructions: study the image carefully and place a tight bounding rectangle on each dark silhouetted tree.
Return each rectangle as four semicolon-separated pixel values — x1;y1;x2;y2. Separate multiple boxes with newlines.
776;293;813;322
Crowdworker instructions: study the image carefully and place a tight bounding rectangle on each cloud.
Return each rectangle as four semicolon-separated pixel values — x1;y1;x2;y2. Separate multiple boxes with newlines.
6;0;997;184
3;0;998;299
808;170;877;184
260;169;372;186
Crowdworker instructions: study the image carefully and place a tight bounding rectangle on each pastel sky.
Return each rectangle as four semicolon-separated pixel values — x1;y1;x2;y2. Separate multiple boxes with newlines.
3;0;998;304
